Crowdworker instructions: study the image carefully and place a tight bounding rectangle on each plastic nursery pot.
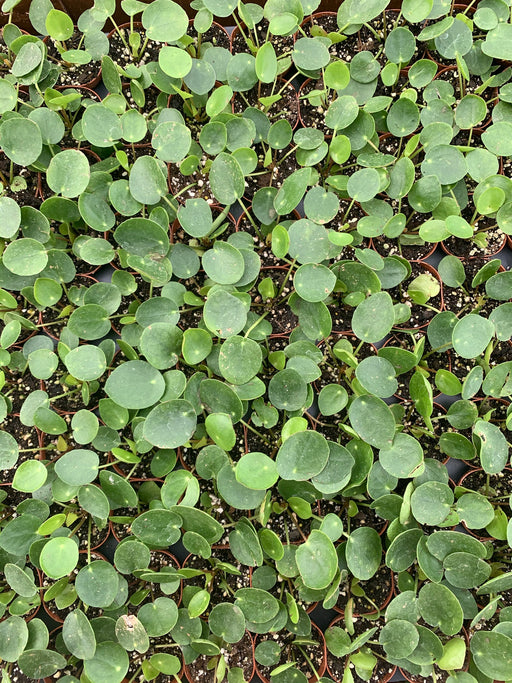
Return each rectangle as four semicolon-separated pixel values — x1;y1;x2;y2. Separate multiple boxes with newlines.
297;77;332;136
326;614;397;683
440;222;508;260
42;30;102;90
187;17;231;50
184;630;255;683
255;622;327;683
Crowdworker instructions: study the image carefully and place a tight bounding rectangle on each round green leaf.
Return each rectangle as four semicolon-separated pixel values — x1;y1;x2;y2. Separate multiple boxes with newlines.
76;560;120;608
209;603;245;644
296;529;337;590
276;430;329;481
105;361;165;409
3;238;47;276
143;399;197;448
346;527;382;581
236;452;278;490
152;121;192;163
452;314;495;359
355;356;398;398
379;432;424;479
12;459;47;493
418;583;464;636
349;395;395;449
352;292;395;342
40;537;79;580
64;345;106;381
47;150;90;198
471;631;512;681
55;449;99;486
83;641;129;683
219;336;262;385
294;263;336;303
0;117;42;166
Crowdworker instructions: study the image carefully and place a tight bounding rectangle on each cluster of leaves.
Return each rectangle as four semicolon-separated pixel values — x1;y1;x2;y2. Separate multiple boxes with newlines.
0;0;511;682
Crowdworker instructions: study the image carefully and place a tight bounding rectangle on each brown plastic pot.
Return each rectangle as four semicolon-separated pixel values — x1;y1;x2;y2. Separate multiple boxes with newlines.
255;622;327;683
43;30;102;90
441;226;508;260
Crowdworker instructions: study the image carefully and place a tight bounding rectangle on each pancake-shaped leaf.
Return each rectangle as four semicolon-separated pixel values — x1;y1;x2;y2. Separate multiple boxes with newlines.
152;121;191;163
352;292;394;342
218;336;262;385
209;603;245;643
12;459;47;492
209;152;245;205
418;583;463;636
142;0;188;41
443;551;491;589
129;156;168;205
0;118;42;166
456;493;494;529
0;617;29;662
296;530;337;589
0;196;21;239
131;509;181;547
236;452;278;490
349;395;395;449
452;314;495;359
178;198;213;238
379;432;424;478
355;356;398;398
105;361;165;410
311;441;354;495
346;527;382;580
3;238;47;276
40;537;79;580
143;399;197;449
203;289;247;338
235;588;279;623
380;620;419;659
411;481;453;525
82;104;122;147
54;448;99;486
63;609;96;660
83;641;129;683
0;431;19;469
276;430;329;481
47;149;90;198
202;242;244;285
473;420;509;474
294;263;336;302
64;345;106;381
471;630;512;681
